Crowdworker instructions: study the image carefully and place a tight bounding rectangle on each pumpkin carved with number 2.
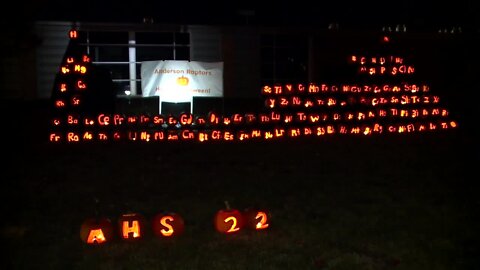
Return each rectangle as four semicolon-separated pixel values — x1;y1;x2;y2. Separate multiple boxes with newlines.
214;201;244;234
243;208;270;230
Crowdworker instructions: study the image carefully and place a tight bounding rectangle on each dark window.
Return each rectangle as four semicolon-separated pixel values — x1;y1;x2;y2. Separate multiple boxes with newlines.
136;63;142;78
175;46;190;60
260;34;275;47
261;34;308;84
175;32;190;45
92;46;129;62
137;47;174;61
136;32;174;44
89;31;128;44
113;81;130;96
99;64;129;80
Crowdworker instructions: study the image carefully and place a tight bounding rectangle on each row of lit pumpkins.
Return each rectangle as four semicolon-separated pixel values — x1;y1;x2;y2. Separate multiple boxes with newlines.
81;208;270;244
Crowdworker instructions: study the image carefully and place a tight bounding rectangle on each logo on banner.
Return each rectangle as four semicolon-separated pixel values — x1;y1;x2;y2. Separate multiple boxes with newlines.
141;60;223;103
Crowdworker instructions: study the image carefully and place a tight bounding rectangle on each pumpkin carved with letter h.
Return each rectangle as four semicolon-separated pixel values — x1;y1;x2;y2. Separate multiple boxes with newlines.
118;213;146;241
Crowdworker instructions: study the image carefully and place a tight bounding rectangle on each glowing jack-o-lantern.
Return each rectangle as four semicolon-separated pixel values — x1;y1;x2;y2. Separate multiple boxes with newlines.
118;213;145;241
214;201;244;234
176;76;189;86
152;213;185;237
80;218;114;244
243;208;270;231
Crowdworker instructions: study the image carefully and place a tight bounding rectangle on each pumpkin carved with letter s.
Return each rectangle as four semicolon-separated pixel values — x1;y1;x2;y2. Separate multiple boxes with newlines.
152;212;185;237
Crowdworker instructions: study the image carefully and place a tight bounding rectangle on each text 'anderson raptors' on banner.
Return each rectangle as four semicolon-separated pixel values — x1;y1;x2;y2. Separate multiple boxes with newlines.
141;60;223;102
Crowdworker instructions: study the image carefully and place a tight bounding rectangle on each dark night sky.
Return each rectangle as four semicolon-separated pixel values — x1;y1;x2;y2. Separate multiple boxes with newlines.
4;0;478;29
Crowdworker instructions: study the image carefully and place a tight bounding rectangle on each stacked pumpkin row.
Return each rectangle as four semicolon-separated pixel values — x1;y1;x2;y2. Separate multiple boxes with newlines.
80;207;270;244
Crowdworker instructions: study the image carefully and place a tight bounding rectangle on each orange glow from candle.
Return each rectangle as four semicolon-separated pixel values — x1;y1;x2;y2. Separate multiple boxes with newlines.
122;220;141;239
160;216;174;237
255;212;269;230
86;229;106;244
224;216;240;233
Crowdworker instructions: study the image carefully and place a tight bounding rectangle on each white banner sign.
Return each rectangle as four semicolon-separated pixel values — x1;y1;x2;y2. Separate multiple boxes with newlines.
141;60;223;102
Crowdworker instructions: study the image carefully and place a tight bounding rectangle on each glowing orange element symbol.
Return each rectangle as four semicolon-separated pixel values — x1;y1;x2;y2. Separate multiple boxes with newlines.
77;80;86;89
179;113;193;125
61;66;70;74
255;212;269;230
69;30;78;39
223;117;231;125
176;76;189;86
262;85;272;94
60;83;67;92
74;65;87;74
82;55;90;63
55;100;65;108
72;96;80;106
198;132;209;142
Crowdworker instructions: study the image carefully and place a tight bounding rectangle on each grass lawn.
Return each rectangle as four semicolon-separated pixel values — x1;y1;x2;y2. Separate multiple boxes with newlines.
1;102;479;270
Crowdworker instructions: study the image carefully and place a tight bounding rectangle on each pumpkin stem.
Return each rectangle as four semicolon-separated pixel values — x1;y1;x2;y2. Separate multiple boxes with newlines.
224;200;231;210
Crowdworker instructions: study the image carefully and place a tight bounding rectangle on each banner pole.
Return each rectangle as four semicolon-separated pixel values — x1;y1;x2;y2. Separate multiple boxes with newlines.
158;96;162;115
190;96;193;114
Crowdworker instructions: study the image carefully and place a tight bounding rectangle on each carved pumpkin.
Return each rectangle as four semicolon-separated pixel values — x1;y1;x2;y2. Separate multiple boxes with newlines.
176;76;189;86
152;213;185;237
118;213;146;241
243;208;270;231
214;201;244;234
80;217;114;244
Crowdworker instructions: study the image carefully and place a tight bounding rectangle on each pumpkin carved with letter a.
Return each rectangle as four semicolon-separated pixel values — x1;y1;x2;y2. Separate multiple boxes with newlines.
80;217;114;244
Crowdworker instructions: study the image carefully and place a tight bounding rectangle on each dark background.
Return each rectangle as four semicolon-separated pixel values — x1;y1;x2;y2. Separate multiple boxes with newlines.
4;0;479;28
